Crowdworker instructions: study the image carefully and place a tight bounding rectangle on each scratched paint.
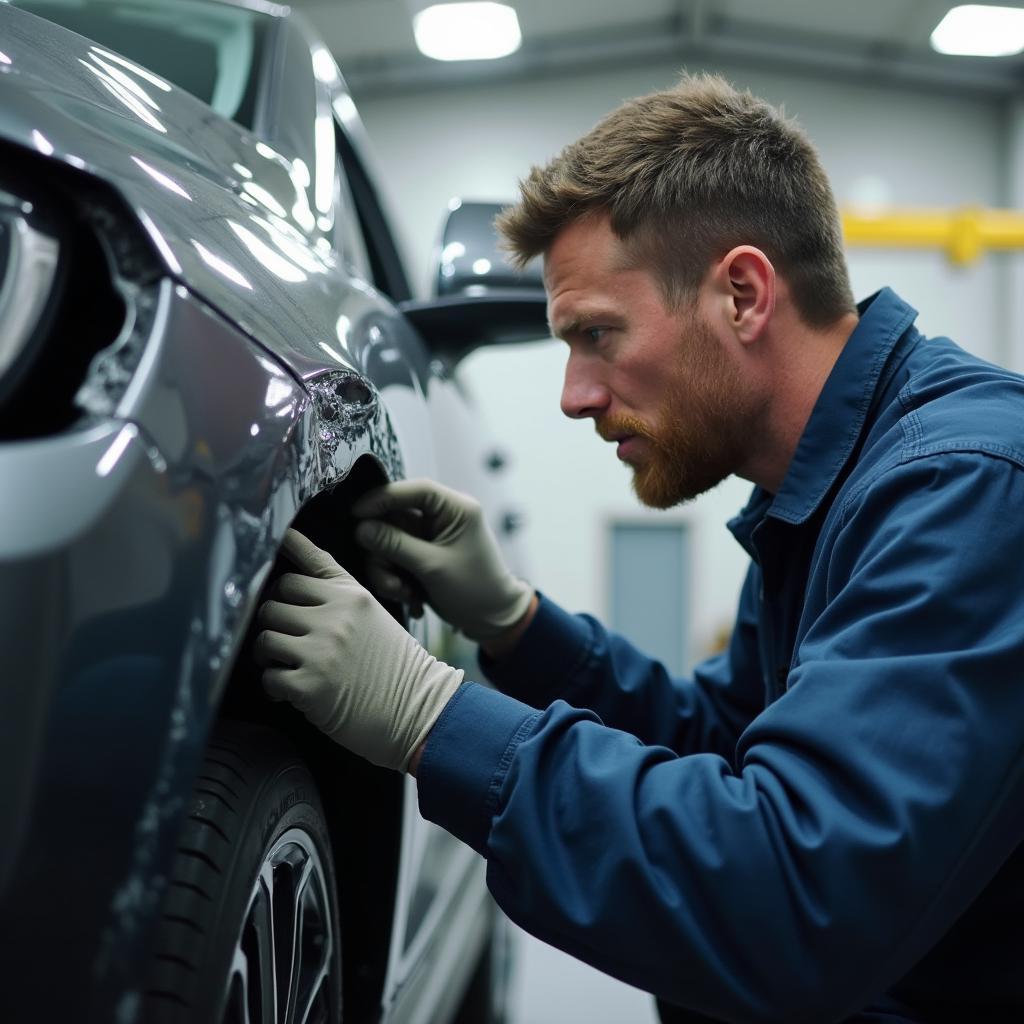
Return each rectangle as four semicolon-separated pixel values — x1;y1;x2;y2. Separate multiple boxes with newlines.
306;370;404;484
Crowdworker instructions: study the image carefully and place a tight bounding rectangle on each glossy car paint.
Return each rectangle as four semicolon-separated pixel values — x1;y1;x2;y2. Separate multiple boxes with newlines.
2;4;409;377
2;282;317;1018
0;3;515;1020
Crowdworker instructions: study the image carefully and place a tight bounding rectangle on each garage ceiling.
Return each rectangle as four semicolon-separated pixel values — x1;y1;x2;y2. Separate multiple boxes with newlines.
290;0;1024;97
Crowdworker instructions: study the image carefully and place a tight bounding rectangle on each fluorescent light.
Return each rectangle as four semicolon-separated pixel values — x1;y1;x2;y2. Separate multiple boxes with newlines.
413;3;521;61
31;129;53;156
131;156;191;201
931;5;1024;56
311;44;338;84
97;424;138;478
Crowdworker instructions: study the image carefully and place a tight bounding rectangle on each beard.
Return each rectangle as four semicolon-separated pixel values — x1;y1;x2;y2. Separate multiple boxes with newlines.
597;313;765;509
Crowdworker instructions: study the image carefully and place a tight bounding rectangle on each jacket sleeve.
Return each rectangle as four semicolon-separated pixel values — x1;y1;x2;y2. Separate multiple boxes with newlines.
417;452;1024;1023
479;574;766;760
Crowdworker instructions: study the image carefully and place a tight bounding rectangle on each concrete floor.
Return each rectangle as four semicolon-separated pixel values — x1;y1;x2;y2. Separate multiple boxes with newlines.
507;925;659;1024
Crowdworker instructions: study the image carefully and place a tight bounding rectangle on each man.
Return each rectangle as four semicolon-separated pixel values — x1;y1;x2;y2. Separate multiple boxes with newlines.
255;75;1024;1021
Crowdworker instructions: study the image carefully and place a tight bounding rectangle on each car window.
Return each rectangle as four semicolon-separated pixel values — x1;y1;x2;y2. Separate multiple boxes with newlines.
15;0;268;128
268;16;321;190
334;120;412;303
333;155;373;283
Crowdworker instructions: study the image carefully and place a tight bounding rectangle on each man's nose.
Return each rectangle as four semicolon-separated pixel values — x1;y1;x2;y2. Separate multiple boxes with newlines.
560;356;609;420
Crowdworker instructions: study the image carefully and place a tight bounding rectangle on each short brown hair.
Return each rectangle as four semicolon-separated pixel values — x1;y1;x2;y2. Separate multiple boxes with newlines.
496;74;854;327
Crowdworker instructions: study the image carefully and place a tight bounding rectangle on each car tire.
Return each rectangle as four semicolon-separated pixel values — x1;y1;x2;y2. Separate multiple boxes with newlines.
145;720;343;1023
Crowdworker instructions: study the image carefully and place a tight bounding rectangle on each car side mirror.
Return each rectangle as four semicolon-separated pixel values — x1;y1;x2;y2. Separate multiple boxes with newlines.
398;200;549;364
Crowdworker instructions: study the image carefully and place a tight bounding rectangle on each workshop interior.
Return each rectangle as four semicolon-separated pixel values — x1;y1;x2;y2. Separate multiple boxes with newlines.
2;1;1023;1022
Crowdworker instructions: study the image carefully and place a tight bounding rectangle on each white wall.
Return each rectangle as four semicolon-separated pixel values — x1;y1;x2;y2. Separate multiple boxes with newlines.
355;61;1010;665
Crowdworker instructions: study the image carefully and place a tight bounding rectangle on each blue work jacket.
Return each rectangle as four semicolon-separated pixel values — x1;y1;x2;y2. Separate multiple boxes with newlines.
417;289;1024;1023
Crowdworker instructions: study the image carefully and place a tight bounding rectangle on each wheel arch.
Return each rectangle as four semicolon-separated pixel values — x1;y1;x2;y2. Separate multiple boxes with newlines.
219;452;405;1023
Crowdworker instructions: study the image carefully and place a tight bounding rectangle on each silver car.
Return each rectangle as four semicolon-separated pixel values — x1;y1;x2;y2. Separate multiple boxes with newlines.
0;1;545;1021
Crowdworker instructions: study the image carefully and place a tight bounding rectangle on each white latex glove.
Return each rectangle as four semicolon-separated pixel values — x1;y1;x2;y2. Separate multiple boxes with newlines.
255;529;463;772
352;479;534;643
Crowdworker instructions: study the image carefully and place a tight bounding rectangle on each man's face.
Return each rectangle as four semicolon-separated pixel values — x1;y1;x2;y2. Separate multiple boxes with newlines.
545;214;765;508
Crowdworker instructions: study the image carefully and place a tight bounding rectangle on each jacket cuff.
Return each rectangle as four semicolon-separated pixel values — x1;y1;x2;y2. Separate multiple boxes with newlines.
417;682;540;856
478;593;595;708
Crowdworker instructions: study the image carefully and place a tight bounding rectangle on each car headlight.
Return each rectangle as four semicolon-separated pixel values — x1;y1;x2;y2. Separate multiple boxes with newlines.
0;189;61;407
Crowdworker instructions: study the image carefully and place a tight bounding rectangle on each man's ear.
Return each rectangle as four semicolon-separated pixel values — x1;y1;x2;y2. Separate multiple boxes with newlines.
710;246;775;346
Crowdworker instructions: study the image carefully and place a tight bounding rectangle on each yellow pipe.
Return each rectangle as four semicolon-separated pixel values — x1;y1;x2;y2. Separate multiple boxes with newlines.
841;207;1024;266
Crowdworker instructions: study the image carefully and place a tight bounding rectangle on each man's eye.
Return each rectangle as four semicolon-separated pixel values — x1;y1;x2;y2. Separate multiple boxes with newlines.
585;326;609;343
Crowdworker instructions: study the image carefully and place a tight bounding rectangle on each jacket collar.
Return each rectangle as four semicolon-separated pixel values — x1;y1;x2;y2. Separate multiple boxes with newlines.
728;288;918;548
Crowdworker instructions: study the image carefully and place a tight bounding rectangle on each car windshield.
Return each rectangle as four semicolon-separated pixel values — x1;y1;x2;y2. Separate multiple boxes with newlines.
15;0;267;128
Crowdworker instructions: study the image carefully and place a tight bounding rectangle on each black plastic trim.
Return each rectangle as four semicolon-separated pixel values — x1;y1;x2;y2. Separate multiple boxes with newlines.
399;289;550;363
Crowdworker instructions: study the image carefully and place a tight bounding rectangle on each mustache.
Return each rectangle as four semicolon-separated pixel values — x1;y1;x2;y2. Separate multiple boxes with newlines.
595;414;659;444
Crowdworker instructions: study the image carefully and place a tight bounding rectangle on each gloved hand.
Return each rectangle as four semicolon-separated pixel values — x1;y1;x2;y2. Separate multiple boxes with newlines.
352;479;534;643
255;529;463;772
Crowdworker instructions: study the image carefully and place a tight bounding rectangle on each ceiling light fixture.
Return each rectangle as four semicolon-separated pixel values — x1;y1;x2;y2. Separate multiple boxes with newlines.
930;4;1024;56
410;2;522;62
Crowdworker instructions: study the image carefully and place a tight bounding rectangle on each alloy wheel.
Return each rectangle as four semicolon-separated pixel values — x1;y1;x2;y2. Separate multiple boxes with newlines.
222;827;336;1024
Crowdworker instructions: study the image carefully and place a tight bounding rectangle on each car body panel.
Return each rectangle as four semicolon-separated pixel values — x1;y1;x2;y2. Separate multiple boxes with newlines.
0;281;318;1014
0;4;512;1020
0;5;431;390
